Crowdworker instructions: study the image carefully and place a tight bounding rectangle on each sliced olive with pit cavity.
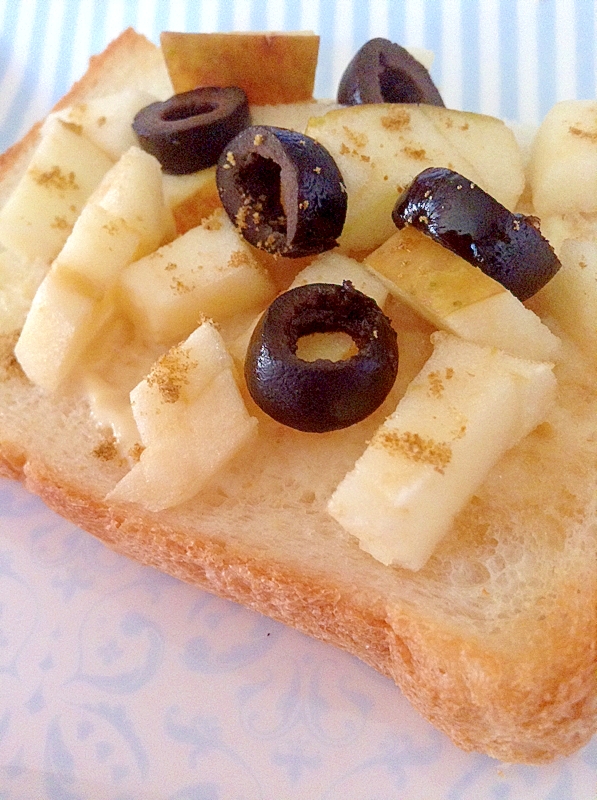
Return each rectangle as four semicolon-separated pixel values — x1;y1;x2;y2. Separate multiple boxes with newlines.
392;167;561;301
216;125;347;258
245;282;398;433
132;86;250;174
337;38;444;107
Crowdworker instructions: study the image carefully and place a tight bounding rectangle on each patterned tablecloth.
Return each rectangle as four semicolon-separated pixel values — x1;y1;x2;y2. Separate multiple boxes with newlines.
0;2;595;798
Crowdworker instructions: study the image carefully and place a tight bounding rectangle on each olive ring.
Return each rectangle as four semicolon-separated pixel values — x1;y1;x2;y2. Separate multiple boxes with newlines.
245;282;399;433
133;86;250;174
392;167;561;301
216;125;347;258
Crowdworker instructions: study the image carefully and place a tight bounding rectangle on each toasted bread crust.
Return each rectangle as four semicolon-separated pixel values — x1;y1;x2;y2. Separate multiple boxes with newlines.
4;449;592;765
0;29;595;766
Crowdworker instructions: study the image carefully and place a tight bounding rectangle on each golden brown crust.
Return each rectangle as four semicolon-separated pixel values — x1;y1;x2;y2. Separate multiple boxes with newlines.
0;28;169;205
12;453;594;765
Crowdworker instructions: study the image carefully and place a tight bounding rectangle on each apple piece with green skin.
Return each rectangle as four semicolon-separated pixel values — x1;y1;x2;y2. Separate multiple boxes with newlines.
529;100;597;218
328;332;557;571
365;226;560;363
107;321;258;512
305;104;523;256
529;238;597;353
0;117;114;263
50;89;159;161
161;31;319;105
118;209;276;345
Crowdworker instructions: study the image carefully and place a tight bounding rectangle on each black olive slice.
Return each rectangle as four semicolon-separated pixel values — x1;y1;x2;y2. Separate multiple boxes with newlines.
245;282;398;433
337;38;444;107
216;125;347;258
132;86;250;174
392;167;561;301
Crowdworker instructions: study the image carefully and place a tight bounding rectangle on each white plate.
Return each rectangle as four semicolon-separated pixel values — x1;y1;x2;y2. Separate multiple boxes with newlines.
0;3;595;797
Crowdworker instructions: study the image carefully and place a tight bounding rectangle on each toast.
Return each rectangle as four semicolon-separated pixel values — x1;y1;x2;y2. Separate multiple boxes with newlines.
0;29;595;765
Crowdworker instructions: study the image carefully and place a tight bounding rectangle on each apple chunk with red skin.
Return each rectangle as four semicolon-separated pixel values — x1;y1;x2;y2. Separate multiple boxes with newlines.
161;31;319;105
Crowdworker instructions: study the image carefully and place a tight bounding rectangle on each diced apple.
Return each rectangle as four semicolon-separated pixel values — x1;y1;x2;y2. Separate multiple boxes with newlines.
536;213;597;256
306;105;489;255
251;101;340;133
289;250;388;308
0;250;47;335
14;147;177;392
81;316;165;453
530;238;597;351
161;31;319;104
162;167;221;235
83;371;141;453
91;146;175;258
118;209;276;344
53;203;141;292
529;100;597;218
229;250;388;364
0;117;113;262
419;106;524;211
14;270;109;392
328;333;556;571
107;322;257;511
50;89;158;161
365;227;560;363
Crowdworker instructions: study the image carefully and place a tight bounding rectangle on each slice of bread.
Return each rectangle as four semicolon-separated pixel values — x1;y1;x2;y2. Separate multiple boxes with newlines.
0;29;595;765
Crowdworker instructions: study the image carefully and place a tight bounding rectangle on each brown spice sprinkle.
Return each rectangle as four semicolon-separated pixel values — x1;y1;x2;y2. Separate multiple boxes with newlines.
146;345;198;403
569;125;597;142
381;108;411;130
427;369;455;398
235;204;249;231
93;436;119;462
342;126;368;149
203;213;223;231
51;216;70;230
60;120;83;136
129;442;145;462
102;219;122;236
228;250;252;269
31;165;79;192
0;333;24;381
402;145;427;161
169;276;192;295
375;429;453;474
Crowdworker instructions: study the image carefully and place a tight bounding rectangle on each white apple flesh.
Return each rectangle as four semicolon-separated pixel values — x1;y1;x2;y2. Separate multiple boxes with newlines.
328;333;556;571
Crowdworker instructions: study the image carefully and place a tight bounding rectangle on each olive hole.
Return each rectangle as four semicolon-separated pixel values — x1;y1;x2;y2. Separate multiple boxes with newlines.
379;60;423;103
296;331;358;362
162;102;218;122
238;154;287;234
